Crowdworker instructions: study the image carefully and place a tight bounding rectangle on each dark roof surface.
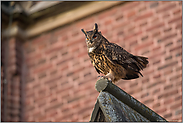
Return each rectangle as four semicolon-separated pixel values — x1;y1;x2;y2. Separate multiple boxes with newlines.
90;79;168;122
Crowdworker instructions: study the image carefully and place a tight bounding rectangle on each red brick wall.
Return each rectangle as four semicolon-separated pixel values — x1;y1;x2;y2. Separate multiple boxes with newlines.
21;1;182;122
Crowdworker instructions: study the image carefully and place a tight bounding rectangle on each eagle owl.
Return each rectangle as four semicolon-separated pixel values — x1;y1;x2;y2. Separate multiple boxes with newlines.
81;23;149;83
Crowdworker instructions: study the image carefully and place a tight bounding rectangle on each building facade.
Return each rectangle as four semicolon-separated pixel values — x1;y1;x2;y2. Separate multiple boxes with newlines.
1;1;182;122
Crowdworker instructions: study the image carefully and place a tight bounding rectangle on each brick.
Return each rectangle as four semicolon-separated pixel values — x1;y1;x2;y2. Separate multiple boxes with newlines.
150;2;159;8
135;41;153;51
163;113;172;118
49;37;58;45
115;14;123;21
38;58;46;65
163;98;174;105
49;84;57;90
38;72;46;80
156;107;167;114
152;46;161;51
128;81;137;88
141;35;148;41
104;19;112;25
164;27;172;32
152;88;160;94
77;51;87;58
169;73;182;81
144;69;154;76
26;53;42;62
141;50;150;55
165;41;173;47
117;30;124;36
156;3;176;13
60;65;69;71
170;45;182;52
33;64;52;74
175;22;182;30
67;95;85;103
146;22;165;32
173;8;181;15
84;72;91;78
26;47;36;54
152;31;160;37
134;12;153;21
144;98;154;104
67;38;84;47
77;105;93;114
162;13;170;19
158;89;178;99
32;34;51;45
121;2;140;11
123;31;142;40
175;95;182;101
128;87;142;95
153;59;161;65
139;21;148;27
45;45;63;54
152;102;160;109
56;57;73;66
50;70;57;75
175;109;182;116
147;79;165;89
44;75;62;85
168;16;182;24
98;7;117;20
164;84;173;91
141;92;149;99
138;6;146;12
165;56;172;61
126;10;136;18
158;61;178;70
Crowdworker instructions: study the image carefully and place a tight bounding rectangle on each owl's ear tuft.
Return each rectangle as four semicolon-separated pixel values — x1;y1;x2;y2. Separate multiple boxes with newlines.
81;29;87;37
93;23;98;33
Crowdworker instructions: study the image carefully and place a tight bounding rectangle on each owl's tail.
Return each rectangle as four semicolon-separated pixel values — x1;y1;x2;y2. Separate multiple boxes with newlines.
134;56;149;70
122;56;149;80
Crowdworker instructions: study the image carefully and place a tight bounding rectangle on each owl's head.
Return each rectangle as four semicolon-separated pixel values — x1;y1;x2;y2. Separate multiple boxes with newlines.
81;23;102;51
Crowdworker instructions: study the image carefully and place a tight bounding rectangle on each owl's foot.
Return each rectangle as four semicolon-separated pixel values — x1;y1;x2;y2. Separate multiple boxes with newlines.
97;76;112;82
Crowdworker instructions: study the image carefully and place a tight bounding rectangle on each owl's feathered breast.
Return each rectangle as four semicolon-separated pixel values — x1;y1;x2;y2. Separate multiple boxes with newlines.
88;41;132;74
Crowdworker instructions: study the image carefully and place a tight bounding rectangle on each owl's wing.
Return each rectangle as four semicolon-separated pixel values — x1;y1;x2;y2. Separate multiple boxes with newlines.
94;66;101;74
103;43;142;73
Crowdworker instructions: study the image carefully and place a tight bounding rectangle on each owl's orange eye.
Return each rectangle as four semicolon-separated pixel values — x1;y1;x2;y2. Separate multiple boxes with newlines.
93;35;97;39
86;38;89;40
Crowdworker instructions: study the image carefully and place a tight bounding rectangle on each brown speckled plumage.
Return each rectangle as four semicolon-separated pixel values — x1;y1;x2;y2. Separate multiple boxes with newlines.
81;23;149;83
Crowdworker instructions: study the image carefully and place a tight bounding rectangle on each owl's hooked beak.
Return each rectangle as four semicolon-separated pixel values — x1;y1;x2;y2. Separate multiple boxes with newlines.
81;29;87;37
